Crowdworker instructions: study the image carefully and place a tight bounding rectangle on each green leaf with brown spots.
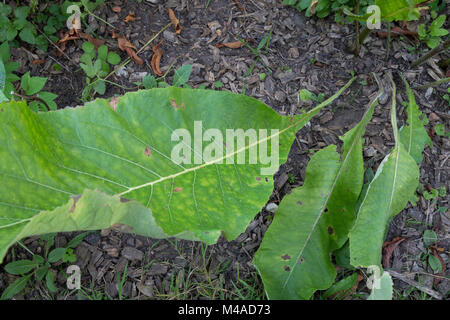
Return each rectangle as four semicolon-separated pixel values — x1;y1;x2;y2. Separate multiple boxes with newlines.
0;82;355;263
254;86;381;299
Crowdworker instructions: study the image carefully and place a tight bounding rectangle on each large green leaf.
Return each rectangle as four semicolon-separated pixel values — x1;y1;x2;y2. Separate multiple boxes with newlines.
254;84;380;299
349;76;420;268
0;83;354;263
399;76;432;164
376;0;428;22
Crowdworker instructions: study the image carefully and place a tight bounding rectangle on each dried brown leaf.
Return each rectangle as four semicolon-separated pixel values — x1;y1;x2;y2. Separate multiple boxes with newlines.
124;11;135;23
382;237;405;268
216;41;245;49
168;8;182;34
151;42;164;76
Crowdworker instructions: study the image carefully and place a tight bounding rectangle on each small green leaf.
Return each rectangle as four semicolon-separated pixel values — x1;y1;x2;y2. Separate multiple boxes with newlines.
45;270;58;293
423;230;437;247
14;7;30;20
434;123;447;137
430;15;446;30
142;75;157;89
66;232;89;248
21;72;47;95
19;27;36;44
428;254;442;273
38;91;58;110
173;64;193;87
82;41;95;53
426;38;440;49
0;42;10;62
35;263;49;281
97;45;108;61
48;247;66;263
93;79;106;95
107;51;121;65
4;259;38;275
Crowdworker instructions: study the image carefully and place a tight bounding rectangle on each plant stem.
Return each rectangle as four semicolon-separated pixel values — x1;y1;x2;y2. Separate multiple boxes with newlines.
11;92;51;111
410;39;450;69
385;22;391;61
354;0;361;56
412;77;450;90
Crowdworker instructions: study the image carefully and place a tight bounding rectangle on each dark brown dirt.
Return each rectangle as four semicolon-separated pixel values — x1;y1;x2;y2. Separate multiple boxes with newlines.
0;0;448;300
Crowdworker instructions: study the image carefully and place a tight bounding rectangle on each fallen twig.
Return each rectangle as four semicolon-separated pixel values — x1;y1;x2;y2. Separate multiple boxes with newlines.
387;270;443;300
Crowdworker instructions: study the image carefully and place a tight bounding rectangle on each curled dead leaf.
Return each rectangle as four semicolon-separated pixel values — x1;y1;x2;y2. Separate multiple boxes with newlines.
124;11;135;23
168;8;182;34
382;237;405;268
151;42;164;76
32;59;45;65
216;41;245;49
112;31;143;65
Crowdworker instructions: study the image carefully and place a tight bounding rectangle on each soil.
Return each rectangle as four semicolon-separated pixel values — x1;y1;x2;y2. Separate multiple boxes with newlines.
0;0;449;300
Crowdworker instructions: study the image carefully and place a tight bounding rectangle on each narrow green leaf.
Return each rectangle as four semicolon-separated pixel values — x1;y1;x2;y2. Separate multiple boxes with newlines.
45;270;58;293
349;76;420;268
254;80;379;299
322;273;358;299
47;248;66;263
0;274;31;300
399;76;432;163
4;259;38;275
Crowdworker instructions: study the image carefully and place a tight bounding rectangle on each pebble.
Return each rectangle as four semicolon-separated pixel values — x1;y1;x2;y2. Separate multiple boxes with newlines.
129;72;148;83
274;90;286;102
288;47;299;59
115;66;128;77
265;202;278;213
163;30;176;42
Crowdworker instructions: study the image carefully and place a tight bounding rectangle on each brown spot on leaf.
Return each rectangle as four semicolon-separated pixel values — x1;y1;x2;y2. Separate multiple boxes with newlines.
256;177;261;181
120;197;132;203
298;257;305;265
145;146;152;157
328;226;334;235
109;97;119;112
297;201;303;206
174;187;183;192
69;195;82;213
320;193;326;197
169;98;185;110
283;265;291;272
281;254;291;261
340;208;344;213
324;207;328;213
265;177;268;182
